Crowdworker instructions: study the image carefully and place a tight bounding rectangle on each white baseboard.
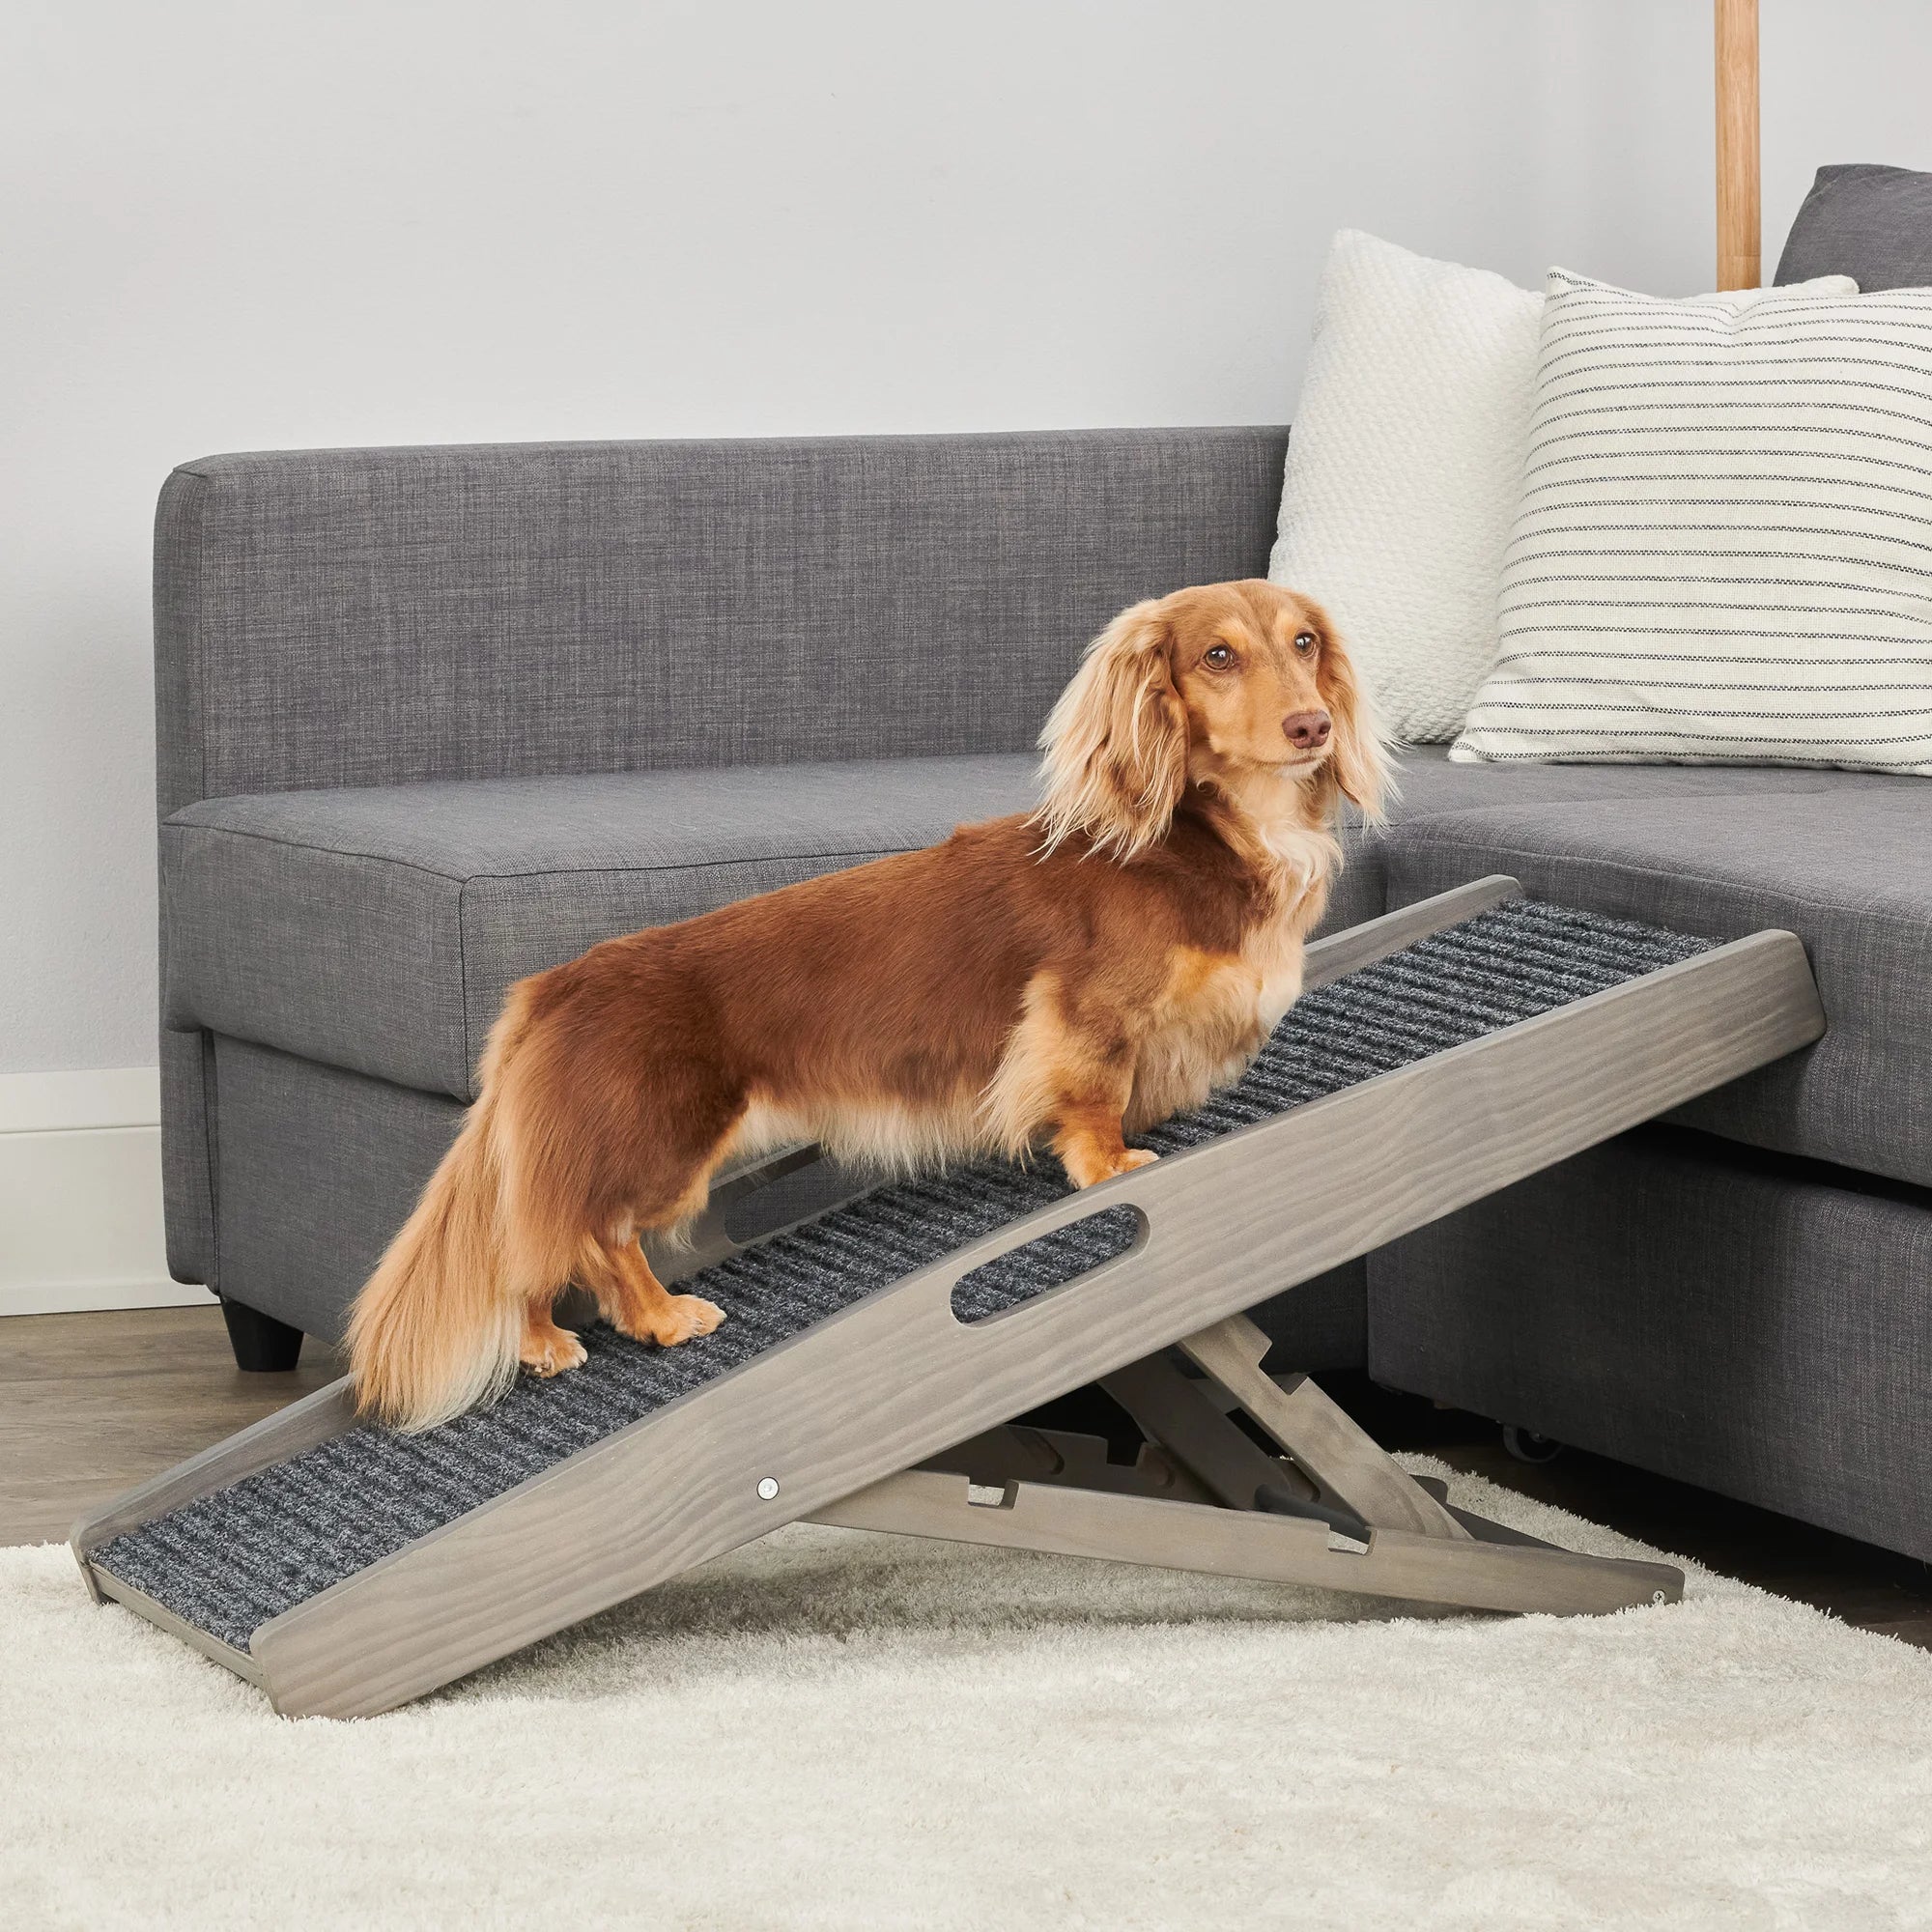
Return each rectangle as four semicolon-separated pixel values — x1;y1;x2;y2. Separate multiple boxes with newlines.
0;1067;207;1319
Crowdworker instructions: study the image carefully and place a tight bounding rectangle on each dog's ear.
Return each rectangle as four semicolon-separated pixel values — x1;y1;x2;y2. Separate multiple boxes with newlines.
1313;611;1394;825
1035;599;1188;860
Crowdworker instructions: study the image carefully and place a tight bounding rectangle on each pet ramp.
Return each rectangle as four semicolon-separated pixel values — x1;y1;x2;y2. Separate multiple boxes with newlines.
72;879;1825;1718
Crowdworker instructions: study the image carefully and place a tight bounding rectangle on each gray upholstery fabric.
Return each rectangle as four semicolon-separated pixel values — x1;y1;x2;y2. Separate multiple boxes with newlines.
153;428;1289;817
213;1037;465;1339
167;753;1042;1098
1382;781;1932;1187
1776;162;1932;291
1282;748;1901;1051
156;474;218;1285
1370;1125;1932;1562
159;1026;217;1287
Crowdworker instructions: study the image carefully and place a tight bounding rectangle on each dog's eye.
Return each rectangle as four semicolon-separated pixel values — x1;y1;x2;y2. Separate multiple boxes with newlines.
1293;632;1317;654
1204;643;1235;668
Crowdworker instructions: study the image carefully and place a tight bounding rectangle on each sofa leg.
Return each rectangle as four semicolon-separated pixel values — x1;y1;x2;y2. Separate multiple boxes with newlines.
220;1297;305;1373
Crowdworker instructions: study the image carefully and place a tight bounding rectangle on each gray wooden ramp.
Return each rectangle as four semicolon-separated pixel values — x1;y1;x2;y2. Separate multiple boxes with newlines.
72;879;1826;1717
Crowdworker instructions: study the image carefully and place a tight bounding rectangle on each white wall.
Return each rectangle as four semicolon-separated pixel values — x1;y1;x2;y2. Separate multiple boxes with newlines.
2;0;1929;1081
0;1068;195;1316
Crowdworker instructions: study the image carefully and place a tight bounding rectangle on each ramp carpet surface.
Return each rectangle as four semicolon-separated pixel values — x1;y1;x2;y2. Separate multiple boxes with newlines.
94;899;1708;1647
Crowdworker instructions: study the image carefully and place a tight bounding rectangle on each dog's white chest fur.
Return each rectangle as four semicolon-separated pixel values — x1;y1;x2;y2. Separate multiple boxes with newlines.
1249;823;1339;1027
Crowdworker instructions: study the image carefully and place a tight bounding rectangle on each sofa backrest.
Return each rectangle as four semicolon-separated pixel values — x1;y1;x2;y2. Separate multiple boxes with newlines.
155;427;1290;812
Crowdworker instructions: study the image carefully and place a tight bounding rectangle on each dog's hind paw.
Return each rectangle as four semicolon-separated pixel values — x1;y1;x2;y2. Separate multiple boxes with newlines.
521;1323;590;1378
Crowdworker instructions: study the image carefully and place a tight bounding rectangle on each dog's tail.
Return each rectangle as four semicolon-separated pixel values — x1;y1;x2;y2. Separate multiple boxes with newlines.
346;997;549;1434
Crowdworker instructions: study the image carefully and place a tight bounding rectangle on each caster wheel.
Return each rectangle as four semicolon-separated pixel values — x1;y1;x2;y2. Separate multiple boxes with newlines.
1502;1424;1564;1464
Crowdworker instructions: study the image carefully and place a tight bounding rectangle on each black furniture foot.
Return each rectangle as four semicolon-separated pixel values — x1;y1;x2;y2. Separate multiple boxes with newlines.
1502;1424;1564;1465
220;1297;304;1373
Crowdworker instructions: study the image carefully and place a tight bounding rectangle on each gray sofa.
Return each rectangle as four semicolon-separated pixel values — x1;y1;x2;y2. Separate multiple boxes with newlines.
154;425;1932;1566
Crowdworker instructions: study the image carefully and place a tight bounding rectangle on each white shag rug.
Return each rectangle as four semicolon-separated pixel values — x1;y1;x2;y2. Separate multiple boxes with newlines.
5;1459;1930;1931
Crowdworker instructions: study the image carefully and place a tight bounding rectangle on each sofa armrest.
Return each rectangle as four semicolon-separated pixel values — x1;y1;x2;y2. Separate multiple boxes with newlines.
153;427;1289;815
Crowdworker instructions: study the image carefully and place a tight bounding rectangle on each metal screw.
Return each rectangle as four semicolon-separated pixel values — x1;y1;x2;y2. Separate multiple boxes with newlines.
1652;1590;1667;1604
757;1477;781;1500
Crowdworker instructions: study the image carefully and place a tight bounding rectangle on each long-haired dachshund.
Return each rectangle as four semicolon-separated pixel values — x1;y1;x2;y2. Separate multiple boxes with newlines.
349;581;1387;1430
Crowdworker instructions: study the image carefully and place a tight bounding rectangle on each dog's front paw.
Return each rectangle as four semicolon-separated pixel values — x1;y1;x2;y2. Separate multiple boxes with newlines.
637;1293;725;1348
521;1326;589;1378
1066;1146;1159;1187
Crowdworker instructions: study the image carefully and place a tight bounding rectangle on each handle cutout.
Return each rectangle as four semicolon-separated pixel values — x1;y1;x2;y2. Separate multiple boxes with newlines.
950;1203;1146;1324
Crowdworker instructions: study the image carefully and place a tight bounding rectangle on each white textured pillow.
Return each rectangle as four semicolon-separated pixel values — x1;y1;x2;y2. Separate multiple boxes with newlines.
1446;269;1932;774
1269;230;1542;742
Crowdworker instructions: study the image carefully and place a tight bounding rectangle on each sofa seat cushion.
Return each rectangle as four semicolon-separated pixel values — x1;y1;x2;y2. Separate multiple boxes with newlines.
1383;778;1932;1187
163;754;1042;1100
1327;745;1896;939
165;740;1914;1118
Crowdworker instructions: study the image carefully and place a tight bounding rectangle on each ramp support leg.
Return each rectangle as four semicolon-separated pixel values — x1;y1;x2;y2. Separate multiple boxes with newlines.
811;1312;1684;1619
1177;1314;1472;1541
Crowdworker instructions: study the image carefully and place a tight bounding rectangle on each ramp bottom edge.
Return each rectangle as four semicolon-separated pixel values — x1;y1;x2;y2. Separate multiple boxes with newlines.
90;1565;264;1687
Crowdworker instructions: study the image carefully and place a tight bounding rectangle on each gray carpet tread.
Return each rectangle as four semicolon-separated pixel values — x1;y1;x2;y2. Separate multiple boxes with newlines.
95;900;1710;1649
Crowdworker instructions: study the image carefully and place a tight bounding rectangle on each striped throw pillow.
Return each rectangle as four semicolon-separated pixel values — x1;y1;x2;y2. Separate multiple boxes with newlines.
1448;268;1932;774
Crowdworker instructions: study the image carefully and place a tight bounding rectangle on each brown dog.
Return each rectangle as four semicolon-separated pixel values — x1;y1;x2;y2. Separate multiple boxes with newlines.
347;581;1386;1430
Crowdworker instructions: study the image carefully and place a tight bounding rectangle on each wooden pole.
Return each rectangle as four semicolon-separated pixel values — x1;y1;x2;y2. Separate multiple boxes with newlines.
1715;0;1760;289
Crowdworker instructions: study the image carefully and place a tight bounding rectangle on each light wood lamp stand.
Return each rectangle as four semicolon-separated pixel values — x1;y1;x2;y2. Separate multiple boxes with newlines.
1716;0;1760;289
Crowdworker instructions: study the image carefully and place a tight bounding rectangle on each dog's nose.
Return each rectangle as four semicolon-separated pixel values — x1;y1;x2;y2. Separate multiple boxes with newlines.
1283;710;1332;751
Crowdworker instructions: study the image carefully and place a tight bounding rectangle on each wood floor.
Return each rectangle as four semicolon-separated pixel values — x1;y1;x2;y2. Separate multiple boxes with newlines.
5;1307;1927;1651
0;1304;346;1547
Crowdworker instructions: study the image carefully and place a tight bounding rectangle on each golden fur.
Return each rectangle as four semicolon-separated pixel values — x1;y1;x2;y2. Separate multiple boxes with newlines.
347;581;1388;1430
